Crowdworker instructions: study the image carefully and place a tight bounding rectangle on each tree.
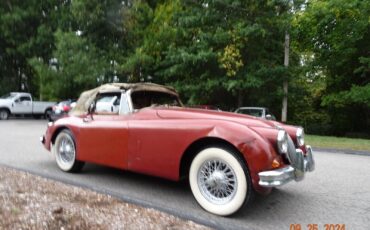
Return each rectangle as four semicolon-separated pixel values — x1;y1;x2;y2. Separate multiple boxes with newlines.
30;30;108;100
0;0;76;95
71;0;128;82
294;0;370;135
121;0;299;112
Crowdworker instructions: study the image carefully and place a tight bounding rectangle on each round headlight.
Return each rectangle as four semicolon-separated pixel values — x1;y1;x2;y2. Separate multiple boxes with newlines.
277;130;288;154
296;127;305;146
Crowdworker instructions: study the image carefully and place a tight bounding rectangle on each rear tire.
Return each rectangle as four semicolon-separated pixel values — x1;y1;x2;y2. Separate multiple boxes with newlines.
53;130;84;172
0;109;9;120
189;147;253;216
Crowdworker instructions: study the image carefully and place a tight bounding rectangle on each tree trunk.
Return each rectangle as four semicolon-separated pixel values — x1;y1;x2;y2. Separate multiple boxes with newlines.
281;32;289;123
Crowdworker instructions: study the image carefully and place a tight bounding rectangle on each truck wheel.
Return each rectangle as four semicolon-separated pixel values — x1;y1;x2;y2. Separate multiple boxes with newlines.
189;147;253;216
53;129;84;172
44;109;52;120
0;109;9;120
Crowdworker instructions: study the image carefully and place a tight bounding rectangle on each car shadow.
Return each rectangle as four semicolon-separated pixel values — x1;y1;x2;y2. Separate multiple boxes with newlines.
77;163;304;220
38;160;312;229
80;163;192;197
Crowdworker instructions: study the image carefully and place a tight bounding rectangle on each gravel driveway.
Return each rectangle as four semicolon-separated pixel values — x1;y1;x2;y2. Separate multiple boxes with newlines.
0;166;209;230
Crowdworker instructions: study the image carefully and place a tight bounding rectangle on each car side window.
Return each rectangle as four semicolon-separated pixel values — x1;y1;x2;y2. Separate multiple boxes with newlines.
15;96;31;103
20;96;31;102
95;93;121;115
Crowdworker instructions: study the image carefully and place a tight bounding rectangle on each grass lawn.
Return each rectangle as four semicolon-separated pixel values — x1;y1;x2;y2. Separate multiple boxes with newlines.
306;135;370;152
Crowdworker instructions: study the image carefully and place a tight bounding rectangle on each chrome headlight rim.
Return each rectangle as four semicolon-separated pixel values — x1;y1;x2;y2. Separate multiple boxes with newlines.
277;130;288;154
296;127;305;147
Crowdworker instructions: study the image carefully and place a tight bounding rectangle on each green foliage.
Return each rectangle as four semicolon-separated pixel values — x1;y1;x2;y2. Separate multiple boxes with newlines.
28;57;57;101
0;0;75;97
294;0;370;135
0;0;369;137
29;30;108;100
123;0;300;110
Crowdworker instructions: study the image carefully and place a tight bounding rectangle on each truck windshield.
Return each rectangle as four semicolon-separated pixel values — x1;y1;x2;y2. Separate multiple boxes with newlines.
0;93;17;99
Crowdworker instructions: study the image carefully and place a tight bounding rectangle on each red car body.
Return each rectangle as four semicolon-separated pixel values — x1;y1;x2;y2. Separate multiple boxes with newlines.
41;83;315;216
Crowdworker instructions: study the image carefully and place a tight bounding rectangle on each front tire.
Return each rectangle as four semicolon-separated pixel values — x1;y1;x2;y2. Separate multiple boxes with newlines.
189;147;253;216
0;109;9;120
53;130;84;172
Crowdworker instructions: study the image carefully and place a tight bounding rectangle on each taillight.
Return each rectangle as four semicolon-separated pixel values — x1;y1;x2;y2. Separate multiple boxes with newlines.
63;105;70;112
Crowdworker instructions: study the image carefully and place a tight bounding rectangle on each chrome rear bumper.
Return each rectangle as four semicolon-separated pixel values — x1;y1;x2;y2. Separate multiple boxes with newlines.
40;135;45;144
258;146;315;187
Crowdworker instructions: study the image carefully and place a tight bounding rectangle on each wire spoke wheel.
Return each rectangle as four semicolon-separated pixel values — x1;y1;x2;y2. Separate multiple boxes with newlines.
189;147;253;216
198;159;237;205
58;136;75;164
53;130;84;172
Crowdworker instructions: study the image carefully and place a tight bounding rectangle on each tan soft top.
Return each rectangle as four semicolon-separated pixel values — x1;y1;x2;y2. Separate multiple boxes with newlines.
70;83;178;116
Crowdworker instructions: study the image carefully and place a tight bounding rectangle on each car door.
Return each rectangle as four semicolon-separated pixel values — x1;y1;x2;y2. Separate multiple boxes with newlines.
77;92;130;169
12;96;32;114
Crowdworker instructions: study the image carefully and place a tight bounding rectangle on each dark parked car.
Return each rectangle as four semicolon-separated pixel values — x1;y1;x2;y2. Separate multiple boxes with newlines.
49;99;76;121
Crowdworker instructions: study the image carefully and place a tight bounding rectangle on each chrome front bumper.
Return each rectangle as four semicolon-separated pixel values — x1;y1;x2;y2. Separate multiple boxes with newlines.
258;146;315;187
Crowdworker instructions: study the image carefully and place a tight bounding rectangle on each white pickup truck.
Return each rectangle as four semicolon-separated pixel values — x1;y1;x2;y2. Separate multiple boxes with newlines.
0;92;55;120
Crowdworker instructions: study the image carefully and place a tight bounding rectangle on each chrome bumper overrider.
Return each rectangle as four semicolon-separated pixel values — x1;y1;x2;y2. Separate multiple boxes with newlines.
258;146;315;187
40;135;45;144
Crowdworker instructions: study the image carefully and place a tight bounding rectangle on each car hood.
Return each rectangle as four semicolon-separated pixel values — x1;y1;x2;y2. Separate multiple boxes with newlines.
156;107;279;129
0;99;11;105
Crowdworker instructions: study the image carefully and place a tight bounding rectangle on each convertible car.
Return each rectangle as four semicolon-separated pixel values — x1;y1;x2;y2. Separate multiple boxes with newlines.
41;83;315;216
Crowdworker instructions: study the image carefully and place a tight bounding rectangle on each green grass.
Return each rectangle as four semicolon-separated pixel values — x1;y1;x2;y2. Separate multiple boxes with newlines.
306;135;370;152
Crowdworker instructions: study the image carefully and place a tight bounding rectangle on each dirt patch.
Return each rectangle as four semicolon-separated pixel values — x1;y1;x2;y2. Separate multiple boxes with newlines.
0;167;210;230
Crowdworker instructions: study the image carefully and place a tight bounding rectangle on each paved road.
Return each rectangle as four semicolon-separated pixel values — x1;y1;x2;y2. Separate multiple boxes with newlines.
1;119;370;230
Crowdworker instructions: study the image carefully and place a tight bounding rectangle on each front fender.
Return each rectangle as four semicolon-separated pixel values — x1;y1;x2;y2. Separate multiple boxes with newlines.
202;121;281;194
43;117;82;151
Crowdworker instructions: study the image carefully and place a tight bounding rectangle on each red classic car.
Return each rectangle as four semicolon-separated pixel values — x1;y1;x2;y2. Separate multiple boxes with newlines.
41;83;315;216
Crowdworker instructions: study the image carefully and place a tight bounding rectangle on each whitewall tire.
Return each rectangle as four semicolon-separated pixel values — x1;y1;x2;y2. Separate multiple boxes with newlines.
53;130;84;172
189;147;253;216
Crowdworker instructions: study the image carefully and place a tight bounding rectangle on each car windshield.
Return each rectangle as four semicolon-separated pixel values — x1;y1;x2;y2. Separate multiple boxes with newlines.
239;108;263;117
0;93;17;99
131;91;181;110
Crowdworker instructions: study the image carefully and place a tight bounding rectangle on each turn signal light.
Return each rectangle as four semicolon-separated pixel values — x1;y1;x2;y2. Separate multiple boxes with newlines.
272;159;280;169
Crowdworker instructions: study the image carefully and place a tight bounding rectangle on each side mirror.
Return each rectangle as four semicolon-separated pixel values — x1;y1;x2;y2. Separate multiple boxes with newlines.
266;114;276;121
